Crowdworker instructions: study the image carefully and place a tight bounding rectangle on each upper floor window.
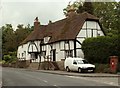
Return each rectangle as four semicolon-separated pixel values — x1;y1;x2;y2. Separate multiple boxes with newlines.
65;40;69;44
44;36;51;44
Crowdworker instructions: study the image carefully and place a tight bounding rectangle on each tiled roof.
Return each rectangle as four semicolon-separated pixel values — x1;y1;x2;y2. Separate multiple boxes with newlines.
21;12;99;45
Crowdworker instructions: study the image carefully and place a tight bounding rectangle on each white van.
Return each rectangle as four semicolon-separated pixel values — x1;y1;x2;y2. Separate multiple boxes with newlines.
64;57;95;73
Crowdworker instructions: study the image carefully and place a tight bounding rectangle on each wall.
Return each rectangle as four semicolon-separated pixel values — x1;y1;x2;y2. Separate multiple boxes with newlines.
76;21;104;58
17;43;30;60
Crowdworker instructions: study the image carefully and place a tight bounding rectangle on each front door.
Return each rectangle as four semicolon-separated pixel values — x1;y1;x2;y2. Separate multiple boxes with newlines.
52;49;56;61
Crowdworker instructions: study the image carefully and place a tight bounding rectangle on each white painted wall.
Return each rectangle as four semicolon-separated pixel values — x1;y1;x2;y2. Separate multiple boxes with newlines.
76;20;104;58
17;43;30;60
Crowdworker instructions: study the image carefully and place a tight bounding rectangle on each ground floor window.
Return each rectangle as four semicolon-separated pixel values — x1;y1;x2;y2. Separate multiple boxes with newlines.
41;51;46;57
30;53;38;59
65;50;73;58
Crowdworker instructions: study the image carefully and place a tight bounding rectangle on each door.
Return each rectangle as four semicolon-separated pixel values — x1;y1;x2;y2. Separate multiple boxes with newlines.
72;60;78;71
53;49;56;61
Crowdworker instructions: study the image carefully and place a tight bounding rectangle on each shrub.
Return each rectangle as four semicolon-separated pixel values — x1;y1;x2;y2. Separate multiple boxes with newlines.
81;35;119;64
4;55;12;63
94;63;110;73
3;51;17;63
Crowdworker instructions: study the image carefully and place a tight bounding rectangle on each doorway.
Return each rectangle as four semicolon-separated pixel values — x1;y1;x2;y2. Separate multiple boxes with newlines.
52;49;56;61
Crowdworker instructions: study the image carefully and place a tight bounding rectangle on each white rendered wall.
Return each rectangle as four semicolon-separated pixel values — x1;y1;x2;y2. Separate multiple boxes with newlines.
76;21;104;58
17;43;30;60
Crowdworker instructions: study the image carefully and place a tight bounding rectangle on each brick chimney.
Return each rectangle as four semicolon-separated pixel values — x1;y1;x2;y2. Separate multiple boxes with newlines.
66;4;77;18
34;17;40;30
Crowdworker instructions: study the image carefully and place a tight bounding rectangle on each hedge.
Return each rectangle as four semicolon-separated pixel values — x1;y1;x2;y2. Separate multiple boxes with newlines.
81;35;119;64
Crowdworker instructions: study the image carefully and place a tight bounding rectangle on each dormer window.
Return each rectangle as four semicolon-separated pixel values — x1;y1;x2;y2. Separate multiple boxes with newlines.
44;36;51;44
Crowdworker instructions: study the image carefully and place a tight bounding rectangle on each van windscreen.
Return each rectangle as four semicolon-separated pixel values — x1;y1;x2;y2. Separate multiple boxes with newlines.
77;60;89;64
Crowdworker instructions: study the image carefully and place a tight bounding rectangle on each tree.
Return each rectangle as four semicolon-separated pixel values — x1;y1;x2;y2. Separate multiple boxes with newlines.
93;2;120;35
2;24;15;55
77;0;94;14
63;1;83;17
1;23;33;62
14;24;33;48
63;1;119;35
63;0;94;16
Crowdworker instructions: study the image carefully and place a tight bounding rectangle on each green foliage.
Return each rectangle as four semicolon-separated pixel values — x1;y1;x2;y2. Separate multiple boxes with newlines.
4;55;12;63
94;64;110;73
63;2;119;35
3;51;17;63
82;35;119;64
77;1;94;14
1;23;33;63
63;1;83;17
93;2;120;35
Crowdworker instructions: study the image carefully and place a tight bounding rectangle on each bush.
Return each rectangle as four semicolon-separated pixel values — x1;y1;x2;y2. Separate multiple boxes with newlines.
4;55;12;63
3;51;17;63
94;64;110;73
81;35;119;64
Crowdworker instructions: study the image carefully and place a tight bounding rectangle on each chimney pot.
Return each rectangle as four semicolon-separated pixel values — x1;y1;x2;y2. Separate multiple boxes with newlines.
34;17;40;30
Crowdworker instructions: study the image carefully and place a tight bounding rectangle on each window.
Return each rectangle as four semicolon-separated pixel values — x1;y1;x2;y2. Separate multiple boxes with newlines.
91;29;93;37
73;60;77;64
30;53;38;59
41;51;46;56
22;53;24;57
77;60;83;64
65;50;73;57
65;40;69;44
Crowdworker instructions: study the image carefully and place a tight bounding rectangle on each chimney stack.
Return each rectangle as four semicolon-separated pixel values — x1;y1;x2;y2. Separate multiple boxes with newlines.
66;4;77;18
34;17;40;30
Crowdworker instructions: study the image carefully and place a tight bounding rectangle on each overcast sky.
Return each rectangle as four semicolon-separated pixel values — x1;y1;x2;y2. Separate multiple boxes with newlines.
0;0;119;30
0;0;77;30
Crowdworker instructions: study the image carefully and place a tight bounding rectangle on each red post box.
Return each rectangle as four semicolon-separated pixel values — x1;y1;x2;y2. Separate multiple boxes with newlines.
110;56;118;73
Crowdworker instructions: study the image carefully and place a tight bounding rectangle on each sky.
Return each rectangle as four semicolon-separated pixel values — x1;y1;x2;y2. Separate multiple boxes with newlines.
0;0;119;30
0;0;77;30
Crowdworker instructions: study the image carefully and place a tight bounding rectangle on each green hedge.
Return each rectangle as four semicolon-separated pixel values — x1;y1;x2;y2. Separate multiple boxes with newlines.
81;35;119;64
3;51;17;63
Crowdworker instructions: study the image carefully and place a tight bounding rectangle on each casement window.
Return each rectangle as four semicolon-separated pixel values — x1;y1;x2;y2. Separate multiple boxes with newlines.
65;50;73;58
30;53;38;59
65;40;69;44
41;51;46;56
22;53;24;57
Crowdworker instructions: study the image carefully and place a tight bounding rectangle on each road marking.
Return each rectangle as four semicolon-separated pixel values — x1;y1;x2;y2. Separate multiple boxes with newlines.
66;75;118;86
43;80;48;83
53;85;61;88
53;85;57;86
0;81;2;88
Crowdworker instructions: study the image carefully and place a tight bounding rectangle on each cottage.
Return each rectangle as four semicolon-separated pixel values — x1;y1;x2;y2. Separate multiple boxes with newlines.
17;11;105;64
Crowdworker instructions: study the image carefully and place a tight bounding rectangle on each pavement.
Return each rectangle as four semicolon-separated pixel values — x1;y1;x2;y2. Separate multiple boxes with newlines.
26;69;120;77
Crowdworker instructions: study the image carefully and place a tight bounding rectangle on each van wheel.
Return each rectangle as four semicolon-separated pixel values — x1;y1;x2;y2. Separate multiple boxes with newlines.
78;68;82;73
66;67;70;72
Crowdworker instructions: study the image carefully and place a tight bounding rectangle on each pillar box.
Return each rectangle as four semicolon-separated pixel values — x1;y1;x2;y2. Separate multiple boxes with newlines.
110;56;118;73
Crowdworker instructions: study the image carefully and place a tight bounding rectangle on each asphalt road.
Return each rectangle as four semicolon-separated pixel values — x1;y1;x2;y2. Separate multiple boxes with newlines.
2;67;118;88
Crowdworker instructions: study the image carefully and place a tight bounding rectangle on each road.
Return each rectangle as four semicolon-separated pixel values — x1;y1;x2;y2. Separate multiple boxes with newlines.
2;67;119;88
